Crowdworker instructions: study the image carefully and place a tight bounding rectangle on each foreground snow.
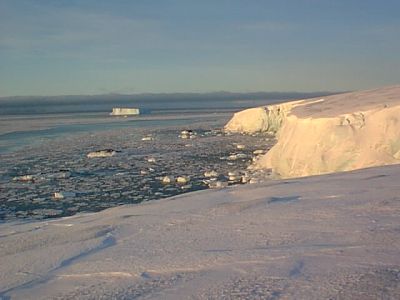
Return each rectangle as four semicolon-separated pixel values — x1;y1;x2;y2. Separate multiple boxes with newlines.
1;164;400;299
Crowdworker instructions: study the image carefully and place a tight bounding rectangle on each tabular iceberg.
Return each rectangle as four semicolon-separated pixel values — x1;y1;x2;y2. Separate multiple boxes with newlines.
110;107;140;116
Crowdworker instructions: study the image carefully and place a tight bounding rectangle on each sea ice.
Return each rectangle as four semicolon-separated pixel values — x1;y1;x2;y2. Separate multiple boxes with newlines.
53;192;77;199
87;149;118;158
176;176;189;184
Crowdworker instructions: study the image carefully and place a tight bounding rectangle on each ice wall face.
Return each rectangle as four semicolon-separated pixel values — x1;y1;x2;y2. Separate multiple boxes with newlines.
224;100;303;134
257;105;400;178
225;85;400;178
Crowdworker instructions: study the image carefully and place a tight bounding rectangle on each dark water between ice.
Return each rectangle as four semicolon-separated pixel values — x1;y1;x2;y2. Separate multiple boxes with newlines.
0;97;276;222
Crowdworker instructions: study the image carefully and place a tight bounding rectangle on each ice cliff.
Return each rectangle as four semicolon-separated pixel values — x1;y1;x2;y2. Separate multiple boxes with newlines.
224;100;304;134
225;85;400;178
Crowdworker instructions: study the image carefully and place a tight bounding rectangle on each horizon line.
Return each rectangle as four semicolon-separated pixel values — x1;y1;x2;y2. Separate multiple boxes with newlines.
0;90;345;100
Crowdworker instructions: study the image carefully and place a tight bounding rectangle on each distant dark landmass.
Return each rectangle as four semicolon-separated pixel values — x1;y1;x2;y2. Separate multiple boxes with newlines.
0;91;341;115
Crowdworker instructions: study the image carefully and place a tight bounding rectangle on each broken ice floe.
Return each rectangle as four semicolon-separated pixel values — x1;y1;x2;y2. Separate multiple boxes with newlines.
179;130;197;139
146;157;157;163
207;181;228;189
12;175;34;182
87;149;119;158
161;176;175;184
176;176;190;184
204;170;219;178
141;135;154;141
53;191;77;199
1;126;274;221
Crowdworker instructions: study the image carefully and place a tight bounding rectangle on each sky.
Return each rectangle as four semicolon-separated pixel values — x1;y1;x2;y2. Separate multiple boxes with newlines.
0;0;399;96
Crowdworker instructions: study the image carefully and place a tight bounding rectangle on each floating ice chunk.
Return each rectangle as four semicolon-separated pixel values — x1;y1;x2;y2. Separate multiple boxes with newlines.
253;149;265;155
249;178;261;184
87;149;117;158
176;176;189;184
204;170;219;178
227;153;248;161
54;192;76;199
147;157;156;163
228;175;241;182
13;175;34;182
228;171;239;176
241;175;250;183
161;176;174;184
202;178;217;185
179;130;197;139
208;181;228;189
141;136;154;141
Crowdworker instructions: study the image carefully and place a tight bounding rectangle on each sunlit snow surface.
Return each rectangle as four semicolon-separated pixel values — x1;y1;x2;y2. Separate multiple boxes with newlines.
0;164;399;299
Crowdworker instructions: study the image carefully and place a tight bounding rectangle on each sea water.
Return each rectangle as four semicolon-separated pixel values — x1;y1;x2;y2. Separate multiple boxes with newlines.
0;97;276;222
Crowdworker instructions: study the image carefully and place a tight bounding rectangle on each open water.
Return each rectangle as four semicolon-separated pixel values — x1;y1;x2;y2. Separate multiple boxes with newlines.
0;97;277;222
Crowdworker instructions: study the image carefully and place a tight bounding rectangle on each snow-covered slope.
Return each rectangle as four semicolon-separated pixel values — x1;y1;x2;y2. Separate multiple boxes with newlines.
1;164;400;299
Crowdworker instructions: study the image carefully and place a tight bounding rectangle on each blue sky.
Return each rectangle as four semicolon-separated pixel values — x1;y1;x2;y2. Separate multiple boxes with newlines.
0;0;399;96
